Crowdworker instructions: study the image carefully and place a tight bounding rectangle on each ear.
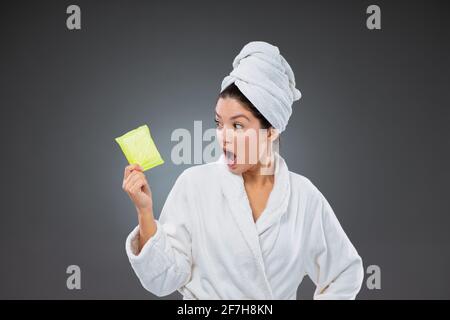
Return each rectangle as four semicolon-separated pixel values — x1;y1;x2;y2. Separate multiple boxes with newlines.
268;127;280;142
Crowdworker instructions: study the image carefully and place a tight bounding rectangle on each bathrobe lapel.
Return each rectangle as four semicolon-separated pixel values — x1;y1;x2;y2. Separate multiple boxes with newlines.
216;152;291;299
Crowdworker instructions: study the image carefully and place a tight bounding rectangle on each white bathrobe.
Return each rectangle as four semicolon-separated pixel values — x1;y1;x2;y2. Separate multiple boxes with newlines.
125;152;364;299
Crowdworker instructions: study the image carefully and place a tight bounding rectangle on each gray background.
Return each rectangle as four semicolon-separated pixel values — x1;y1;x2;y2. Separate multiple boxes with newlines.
1;0;449;299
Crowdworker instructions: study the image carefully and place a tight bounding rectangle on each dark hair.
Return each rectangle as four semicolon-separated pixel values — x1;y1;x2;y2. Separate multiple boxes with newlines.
219;82;272;129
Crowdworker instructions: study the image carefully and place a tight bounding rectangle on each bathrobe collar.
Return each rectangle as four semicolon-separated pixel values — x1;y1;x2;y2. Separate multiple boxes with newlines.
215;151;291;299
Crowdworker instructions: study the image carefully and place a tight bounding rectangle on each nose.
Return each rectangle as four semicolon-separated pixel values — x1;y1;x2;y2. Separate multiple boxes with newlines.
222;127;235;145
216;127;234;149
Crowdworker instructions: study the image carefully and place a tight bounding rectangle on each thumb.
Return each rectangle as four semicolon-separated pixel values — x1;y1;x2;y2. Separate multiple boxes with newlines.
141;180;151;195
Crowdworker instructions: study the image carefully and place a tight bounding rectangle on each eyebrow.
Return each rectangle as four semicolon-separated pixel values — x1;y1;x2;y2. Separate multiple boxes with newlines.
215;112;250;121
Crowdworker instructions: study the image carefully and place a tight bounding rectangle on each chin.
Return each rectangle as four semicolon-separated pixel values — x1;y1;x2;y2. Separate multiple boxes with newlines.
226;164;243;174
226;163;254;175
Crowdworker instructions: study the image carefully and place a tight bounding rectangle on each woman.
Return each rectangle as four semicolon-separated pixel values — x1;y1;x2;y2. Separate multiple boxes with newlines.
123;41;364;299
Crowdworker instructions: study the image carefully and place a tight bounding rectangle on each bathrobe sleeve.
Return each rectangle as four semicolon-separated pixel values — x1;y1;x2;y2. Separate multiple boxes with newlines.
125;171;193;297
303;188;364;300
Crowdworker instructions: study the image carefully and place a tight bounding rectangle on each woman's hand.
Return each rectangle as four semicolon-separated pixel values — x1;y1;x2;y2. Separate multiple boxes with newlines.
122;164;158;252
122;164;153;214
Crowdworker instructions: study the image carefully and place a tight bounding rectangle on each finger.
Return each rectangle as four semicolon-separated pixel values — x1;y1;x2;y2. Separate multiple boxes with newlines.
127;173;150;194
124;167;144;184
125;174;144;191
129;178;146;194
124;176;142;194
124;170;145;188
124;164;143;180
141;180;151;194
125;174;148;194
124;165;137;181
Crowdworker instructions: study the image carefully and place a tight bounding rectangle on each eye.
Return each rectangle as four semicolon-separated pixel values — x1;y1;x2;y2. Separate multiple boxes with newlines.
234;123;243;130
214;119;223;129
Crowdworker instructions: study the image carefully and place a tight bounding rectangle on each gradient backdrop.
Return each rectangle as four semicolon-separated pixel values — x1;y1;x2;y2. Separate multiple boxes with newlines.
1;0;449;299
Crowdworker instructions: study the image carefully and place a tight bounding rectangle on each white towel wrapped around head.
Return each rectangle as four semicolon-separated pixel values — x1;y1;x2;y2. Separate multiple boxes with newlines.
220;41;301;133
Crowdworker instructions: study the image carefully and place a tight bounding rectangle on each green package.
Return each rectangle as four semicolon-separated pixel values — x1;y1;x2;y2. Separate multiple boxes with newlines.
115;124;164;171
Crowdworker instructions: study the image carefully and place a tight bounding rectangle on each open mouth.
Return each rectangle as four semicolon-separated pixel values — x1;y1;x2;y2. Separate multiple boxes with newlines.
223;148;237;166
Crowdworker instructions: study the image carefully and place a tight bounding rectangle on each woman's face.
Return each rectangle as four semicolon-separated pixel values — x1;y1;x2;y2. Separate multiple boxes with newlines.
215;97;275;174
